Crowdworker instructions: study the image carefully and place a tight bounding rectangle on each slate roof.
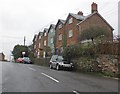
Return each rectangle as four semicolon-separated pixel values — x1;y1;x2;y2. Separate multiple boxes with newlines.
77;11;114;30
69;13;85;21
33;34;37;42
44;28;48;33
55;19;65;29
51;24;56;28
59;19;65;24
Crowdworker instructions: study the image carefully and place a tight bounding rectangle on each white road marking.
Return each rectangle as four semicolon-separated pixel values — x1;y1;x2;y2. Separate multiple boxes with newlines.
28;67;36;71
41;73;59;83
73;90;80;94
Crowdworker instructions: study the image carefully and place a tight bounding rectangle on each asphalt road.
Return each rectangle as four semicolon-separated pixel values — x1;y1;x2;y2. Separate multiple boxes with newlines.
1;61;118;93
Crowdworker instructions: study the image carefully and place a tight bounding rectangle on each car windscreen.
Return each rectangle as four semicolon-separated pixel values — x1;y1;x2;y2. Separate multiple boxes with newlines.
57;56;64;61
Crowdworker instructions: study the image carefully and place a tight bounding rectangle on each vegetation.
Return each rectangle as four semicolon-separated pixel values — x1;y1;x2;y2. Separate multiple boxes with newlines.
79;26;111;42
12;45;29;60
62;43;95;63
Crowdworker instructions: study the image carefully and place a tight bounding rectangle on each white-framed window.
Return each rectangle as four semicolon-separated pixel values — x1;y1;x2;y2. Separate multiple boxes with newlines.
37;51;40;56
58;24;62;29
51;38;53;43
44;32;47;36
39;43;40;48
34;45;36;49
68;30;73;38
39;35;41;39
50;29;53;33
59;34;62;40
35;37;37;41
44;40;46;46
68;17;73;24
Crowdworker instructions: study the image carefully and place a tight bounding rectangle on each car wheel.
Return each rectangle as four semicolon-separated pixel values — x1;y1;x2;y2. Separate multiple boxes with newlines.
50;64;52;69
56;64;60;70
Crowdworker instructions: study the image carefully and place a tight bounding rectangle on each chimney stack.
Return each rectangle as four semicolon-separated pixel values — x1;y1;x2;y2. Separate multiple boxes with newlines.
77;11;83;16
91;2;98;13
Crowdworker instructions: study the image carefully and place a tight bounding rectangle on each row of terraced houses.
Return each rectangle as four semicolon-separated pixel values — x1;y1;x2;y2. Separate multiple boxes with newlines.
32;2;113;58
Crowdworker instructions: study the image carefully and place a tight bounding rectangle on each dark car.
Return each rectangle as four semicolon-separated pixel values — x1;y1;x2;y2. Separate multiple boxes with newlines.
22;57;32;64
49;55;74;70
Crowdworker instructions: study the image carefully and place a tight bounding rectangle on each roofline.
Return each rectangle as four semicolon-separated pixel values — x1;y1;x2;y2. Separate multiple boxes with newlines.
77;12;114;30
55;19;65;30
48;24;55;33
64;13;84;24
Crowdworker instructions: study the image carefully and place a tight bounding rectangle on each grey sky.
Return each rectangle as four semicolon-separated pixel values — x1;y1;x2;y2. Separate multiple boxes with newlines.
0;0;119;60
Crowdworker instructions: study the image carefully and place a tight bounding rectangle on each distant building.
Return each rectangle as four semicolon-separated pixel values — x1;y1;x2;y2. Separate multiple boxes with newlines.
0;53;5;61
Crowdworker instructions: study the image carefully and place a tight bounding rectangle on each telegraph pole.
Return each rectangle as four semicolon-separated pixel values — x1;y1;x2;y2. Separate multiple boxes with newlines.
24;36;26;46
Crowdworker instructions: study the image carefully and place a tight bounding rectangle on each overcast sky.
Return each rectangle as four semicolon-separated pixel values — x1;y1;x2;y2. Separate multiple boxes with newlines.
0;0;119;60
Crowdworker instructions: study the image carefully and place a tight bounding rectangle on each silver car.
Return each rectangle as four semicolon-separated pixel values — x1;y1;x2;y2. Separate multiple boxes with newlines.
49;55;73;70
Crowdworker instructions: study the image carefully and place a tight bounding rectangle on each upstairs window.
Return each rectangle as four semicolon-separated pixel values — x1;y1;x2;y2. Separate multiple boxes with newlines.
58;34;62;41
50;29;53;33
44;40;46;46
35;37;37;41
34;45;36;49
58;24;62;29
51;38;53;43
39;43;40;48
68;17;73;24
68;30;73;38
39;36;41;39
44;32;47;36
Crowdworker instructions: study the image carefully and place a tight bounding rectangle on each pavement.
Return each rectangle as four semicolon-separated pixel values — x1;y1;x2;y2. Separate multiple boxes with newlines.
1;61;119;93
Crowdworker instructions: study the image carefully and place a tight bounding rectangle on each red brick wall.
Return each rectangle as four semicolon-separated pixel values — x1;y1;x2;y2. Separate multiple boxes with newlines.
79;13;113;40
56;23;65;49
65;16;80;46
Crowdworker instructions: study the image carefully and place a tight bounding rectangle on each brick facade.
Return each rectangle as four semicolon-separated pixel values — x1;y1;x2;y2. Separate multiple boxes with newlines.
78;12;113;41
55;19;65;54
32;2;114;56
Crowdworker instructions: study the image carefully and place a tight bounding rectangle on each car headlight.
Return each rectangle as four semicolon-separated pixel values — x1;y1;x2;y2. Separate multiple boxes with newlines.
59;62;63;65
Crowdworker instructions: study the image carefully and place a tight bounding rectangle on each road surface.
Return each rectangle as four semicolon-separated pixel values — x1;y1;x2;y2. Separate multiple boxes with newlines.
1;61;118;93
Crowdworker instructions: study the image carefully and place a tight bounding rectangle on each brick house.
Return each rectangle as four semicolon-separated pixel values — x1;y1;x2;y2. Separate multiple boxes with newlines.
32;34;38;57
0;52;5;61
48;24;56;54
32;2;114;57
36;32;43;58
55;2;113;54
77;3;113;41
65;12;85;46
42;28;48;58
55;19;65;54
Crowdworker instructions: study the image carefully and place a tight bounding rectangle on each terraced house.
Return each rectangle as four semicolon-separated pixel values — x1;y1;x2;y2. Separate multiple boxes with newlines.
36;32;43;58
42;28;48;58
32;2;113;57
33;34;38;57
47;24;56;54
55;2;113;54
55;19;65;54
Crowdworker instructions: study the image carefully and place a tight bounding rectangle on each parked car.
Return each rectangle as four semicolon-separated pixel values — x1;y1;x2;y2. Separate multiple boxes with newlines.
22;57;32;64
16;57;23;63
49;55;74;70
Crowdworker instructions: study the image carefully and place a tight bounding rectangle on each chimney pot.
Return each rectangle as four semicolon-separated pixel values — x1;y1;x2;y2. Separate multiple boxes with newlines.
77;11;83;16
91;2;98;13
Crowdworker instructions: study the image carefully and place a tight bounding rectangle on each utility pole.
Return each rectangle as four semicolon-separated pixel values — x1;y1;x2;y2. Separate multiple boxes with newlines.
24;36;26;46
